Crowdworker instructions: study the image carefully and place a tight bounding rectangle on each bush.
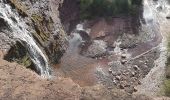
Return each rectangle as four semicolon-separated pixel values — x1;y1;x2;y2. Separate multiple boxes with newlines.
164;79;170;97
166;36;170;78
164;35;170;97
80;0;142;19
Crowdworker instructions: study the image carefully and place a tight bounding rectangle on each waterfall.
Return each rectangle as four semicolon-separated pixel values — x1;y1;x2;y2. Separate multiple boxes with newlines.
143;0;154;24
0;0;51;77
113;39;122;56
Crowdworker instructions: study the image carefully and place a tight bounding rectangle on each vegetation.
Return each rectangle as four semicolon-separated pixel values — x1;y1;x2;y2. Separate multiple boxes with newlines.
164;36;170;96
4;41;32;67
164;79;170;96
80;0;142;19
8;0;28;17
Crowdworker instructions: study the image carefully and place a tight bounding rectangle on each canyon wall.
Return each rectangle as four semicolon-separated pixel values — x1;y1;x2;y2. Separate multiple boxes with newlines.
3;0;68;69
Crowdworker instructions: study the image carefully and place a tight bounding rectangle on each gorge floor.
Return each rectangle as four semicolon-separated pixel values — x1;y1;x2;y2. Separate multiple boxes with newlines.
53;16;163;94
1;0;170;99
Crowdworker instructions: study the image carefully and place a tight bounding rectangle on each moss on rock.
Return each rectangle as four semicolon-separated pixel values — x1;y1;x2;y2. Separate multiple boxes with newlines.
3;0;69;74
8;0;28;17
4;41;32;67
31;14;50;42
164;35;170;97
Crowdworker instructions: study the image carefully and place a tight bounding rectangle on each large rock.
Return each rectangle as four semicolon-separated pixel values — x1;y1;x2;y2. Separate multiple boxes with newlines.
85;40;107;57
166;13;170;19
3;41;34;70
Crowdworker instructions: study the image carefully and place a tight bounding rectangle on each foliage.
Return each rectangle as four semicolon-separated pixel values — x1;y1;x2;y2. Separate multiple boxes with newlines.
164;35;170;96
164;79;170;96
80;0;142;19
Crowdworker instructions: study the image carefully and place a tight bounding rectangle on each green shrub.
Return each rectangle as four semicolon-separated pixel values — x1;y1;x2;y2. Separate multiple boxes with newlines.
164;35;170;96
166;36;170;78
164;79;170;96
80;0;142;19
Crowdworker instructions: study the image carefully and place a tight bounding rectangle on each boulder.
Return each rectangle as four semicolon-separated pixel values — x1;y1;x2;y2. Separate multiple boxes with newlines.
85;40;107;57
4;41;32;68
166;13;170;19
133;65;139;70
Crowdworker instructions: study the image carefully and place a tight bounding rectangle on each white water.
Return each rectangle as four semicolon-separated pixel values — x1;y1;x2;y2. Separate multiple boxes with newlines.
0;0;50;77
113;39;122;56
143;0;154;24
68;24;83;53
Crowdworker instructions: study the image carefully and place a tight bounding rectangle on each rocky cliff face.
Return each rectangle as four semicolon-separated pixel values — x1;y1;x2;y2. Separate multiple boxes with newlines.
59;0;80;33
3;0;68;68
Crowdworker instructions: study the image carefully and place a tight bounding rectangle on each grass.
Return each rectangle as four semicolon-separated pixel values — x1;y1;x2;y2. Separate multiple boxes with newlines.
9;0;28;17
79;0;142;19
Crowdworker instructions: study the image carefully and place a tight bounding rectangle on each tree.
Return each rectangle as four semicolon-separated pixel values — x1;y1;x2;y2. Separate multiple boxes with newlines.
80;0;142;19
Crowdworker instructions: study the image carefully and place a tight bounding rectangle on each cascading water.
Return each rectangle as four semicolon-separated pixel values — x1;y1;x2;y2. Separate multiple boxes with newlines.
113;39;122;56
68;24;83;53
0;0;51;77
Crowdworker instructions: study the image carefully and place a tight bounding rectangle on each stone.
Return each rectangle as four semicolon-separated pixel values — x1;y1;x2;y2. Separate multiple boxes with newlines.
85;40;107;57
133;65;139;70
143;65;148;68
108;68;112;73
122;72;126;75
121;60;127;64
111;72;116;76
121;54;127;59
112;79;117;84
115;76;121;80
99;57;103;59
133;87;138;92
117;71;122;76
156;6;162;11
131;72;135;77
138;80;141;85
166;13;170;19
108;51;114;55
119;84;125;89
108;61;113;66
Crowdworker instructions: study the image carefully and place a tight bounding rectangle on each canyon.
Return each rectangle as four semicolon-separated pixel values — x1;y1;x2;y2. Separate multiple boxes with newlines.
0;0;170;99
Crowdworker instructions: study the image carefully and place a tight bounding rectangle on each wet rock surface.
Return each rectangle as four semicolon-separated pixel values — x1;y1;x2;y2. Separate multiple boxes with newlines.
3;0;68;65
4;41;32;68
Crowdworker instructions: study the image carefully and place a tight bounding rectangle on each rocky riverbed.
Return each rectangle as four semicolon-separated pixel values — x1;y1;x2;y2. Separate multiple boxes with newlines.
53;0;170;96
54;15;162;94
0;50;156;100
